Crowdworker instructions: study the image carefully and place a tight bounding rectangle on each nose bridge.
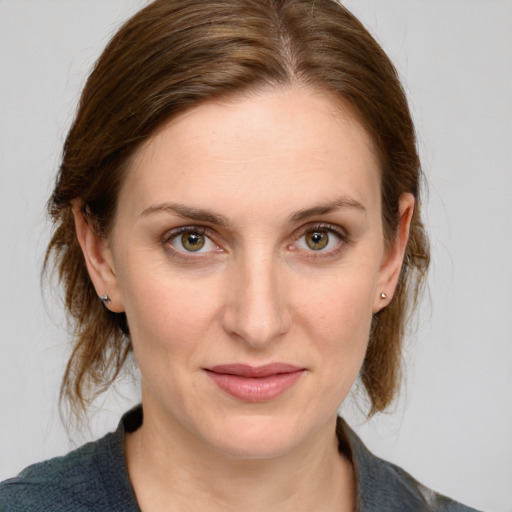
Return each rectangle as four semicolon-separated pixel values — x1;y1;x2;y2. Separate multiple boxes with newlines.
223;248;290;347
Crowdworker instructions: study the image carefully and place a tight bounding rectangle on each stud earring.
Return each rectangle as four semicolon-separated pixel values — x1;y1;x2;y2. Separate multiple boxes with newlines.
380;292;387;300
100;294;111;304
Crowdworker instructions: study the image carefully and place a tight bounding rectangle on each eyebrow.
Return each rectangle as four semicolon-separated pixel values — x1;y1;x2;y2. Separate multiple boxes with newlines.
289;196;366;223
139;202;232;227
140;196;366;226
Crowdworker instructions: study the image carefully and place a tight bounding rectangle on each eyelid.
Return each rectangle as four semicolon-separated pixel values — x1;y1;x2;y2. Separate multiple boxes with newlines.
294;222;348;241
162;225;207;243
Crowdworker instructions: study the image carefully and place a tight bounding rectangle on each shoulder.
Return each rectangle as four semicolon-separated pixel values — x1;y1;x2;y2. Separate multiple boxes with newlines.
0;433;114;511
337;418;484;512
372;457;482;512
0;429;136;512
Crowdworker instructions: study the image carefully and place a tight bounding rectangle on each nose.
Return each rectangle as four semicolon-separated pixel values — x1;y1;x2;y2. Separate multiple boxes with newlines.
222;255;291;349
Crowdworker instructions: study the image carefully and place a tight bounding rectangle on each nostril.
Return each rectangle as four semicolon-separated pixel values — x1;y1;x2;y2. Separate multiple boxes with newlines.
221;298;290;348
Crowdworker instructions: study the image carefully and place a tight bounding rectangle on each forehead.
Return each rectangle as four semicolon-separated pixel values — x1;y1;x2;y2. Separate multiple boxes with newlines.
119;86;381;222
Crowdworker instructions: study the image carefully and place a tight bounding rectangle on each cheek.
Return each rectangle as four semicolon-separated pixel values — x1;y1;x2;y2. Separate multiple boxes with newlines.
115;256;224;353
297;270;376;369
299;266;377;329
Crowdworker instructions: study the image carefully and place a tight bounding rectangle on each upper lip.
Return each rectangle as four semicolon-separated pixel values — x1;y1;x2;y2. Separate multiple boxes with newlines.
205;363;304;378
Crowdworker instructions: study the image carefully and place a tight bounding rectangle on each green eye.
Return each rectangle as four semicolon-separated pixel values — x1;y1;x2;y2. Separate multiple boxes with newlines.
181;232;205;252
305;230;329;250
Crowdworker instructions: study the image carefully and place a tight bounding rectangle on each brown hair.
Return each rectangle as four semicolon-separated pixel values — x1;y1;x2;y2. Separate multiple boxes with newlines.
46;0;429;417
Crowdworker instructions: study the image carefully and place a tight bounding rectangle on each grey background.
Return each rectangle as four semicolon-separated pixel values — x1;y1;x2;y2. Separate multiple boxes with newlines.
0;1;511;511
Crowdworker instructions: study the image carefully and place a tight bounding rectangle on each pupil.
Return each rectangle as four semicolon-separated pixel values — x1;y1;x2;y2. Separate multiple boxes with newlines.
311;233;323;244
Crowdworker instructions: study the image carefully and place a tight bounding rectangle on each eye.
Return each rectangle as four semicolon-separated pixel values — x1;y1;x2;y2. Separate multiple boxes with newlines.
166;227;219;254
294;225;345;253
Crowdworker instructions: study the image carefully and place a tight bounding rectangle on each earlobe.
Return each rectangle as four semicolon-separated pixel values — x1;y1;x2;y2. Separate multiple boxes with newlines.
373;193;415;313
72;203;124;313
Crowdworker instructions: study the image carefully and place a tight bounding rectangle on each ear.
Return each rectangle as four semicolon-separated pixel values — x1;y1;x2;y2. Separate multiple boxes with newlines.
72;203;124;313
373;193;415;313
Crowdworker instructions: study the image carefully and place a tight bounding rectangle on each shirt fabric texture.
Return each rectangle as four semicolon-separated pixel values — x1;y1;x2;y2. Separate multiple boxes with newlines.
0;406;482;511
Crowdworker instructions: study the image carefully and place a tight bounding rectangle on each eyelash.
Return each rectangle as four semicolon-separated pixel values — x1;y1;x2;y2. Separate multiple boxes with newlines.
161;223;349;261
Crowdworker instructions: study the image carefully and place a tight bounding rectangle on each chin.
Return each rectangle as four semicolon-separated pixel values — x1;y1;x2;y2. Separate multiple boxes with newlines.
199;412;314;460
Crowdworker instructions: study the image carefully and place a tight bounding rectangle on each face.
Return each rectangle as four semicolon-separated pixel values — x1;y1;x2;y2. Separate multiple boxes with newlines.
78;86;412;459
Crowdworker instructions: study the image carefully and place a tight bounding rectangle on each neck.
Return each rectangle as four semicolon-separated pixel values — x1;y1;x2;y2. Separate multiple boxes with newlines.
125;404;355;512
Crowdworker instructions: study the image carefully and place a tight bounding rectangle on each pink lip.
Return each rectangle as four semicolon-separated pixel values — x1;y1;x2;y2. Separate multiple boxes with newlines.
204;364;305;402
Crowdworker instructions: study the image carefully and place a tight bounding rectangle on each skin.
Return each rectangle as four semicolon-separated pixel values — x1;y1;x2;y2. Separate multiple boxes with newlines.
74;86;414;511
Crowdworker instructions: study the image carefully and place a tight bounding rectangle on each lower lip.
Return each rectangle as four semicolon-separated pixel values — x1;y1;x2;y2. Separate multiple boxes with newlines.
205;370;305;402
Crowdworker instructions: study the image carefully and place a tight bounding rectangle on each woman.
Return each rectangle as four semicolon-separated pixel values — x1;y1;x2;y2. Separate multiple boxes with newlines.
0;0;486;510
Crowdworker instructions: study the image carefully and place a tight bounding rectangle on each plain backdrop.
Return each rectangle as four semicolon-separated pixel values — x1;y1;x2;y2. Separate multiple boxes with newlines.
0;1;511;511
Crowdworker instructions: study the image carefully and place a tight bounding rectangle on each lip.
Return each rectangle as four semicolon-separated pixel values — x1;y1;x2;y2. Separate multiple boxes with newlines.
204;364;305;402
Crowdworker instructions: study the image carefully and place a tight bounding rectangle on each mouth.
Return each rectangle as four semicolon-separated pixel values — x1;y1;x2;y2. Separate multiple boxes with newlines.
203;363;306;402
